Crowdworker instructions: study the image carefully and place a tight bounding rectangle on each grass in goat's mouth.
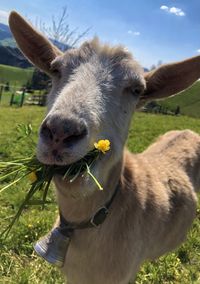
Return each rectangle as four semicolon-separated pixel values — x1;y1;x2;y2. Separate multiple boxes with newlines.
0;124;110;237
54;149;99;178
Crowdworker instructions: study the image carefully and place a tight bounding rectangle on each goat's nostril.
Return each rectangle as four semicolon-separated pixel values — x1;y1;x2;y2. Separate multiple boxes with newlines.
40;125;53;141
40;117;87;147
63;128;87;146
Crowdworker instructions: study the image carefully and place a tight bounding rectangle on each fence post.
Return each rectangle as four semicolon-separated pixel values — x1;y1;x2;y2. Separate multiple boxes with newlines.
0;85;3;103
20;88;26;107
10;92;15;106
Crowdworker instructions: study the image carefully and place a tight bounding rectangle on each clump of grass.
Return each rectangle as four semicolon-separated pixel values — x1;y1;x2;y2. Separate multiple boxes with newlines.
0;124;110;237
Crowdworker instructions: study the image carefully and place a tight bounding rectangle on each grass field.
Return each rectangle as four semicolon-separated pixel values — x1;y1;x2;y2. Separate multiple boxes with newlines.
0;106;200;283
160;80;200;119
0;64;33;87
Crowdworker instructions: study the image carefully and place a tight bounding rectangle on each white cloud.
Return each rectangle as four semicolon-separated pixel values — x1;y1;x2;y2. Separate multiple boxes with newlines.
160;5;185;16
169;7;185;16
133;31;140;36
160;5;168;11
128;30;140;36
0;10;9;24
197;49;200;53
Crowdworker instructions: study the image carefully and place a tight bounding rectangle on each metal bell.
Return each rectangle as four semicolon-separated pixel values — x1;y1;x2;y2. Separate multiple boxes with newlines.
34;227;72;267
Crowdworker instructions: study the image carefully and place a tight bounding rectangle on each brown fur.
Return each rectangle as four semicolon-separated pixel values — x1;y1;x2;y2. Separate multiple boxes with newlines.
58;131;200;284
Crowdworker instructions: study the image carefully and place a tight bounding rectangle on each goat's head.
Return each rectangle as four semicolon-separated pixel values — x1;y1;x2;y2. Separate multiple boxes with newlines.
9;11;200;191
37;41;146;167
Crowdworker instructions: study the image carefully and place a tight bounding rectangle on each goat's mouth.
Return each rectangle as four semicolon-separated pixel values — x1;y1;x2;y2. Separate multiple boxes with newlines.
48;149;100;179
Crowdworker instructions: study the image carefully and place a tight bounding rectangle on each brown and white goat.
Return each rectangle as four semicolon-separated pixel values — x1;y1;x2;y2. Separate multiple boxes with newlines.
9;11;200;284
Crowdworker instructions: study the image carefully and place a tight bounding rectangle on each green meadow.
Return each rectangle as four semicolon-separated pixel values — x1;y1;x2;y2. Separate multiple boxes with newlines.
0;106;200;283
0;64;33;87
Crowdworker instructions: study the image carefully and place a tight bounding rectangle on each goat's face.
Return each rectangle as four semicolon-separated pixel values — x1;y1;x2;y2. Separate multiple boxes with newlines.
37;39;145;170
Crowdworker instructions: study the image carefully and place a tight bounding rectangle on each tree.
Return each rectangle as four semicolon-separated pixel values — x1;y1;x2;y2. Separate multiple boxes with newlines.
30;6;91;92
38;6;91;51
30;68;50;90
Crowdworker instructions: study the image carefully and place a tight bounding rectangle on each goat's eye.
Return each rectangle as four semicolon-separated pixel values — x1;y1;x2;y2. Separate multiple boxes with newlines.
51;68;61;77
50;62;62;77
134;88;142;95
126;86;144;97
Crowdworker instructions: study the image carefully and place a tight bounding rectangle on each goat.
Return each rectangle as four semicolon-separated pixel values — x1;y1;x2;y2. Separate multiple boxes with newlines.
9;11;200;284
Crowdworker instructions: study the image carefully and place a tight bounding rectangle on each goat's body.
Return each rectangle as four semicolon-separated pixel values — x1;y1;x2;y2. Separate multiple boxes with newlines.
8;13;200;283
61;130;200;284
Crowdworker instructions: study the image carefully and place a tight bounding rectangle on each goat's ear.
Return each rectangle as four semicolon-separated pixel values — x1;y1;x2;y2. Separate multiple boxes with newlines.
139;56;200;106
9;11;63;75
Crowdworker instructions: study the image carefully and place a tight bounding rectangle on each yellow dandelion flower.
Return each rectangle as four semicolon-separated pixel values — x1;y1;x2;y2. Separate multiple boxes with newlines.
28;224;33;228
94;139;111;154
28;171;37;183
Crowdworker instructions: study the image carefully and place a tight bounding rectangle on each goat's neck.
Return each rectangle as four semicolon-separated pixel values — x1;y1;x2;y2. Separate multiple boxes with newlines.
55;158;123;223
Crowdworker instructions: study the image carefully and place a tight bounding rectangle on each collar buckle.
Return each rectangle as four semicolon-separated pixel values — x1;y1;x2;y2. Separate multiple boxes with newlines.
90;206;109;227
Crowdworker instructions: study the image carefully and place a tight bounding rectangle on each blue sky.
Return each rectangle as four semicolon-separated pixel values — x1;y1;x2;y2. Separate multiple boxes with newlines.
0;0;200;68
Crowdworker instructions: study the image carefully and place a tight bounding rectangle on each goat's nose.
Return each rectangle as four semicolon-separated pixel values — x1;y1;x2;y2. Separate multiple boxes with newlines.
40;116;87;147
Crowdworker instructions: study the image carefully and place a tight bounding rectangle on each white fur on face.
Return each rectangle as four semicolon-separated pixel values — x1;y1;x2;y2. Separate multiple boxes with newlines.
37;41;145;185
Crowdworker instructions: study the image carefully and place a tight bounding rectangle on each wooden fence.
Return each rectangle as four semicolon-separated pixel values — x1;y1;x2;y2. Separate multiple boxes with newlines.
0;84;47;107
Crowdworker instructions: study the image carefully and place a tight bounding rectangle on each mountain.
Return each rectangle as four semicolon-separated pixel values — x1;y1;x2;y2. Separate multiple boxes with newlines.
0;23;16;47
0;23;30;68
0;45;31;68
0;23;12;39
0;23;71;68
0;23;70;50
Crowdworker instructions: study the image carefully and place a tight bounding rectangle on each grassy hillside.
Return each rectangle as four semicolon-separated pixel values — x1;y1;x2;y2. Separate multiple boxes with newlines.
0;64;33;87
0;107;200;283
160;80;200;118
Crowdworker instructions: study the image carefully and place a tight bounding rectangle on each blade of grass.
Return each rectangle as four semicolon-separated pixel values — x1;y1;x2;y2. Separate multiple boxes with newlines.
42;177;53;209
86;164;103;190
69;165;83;183
0;176;25;194
1;183;42;238
0;168;25;182
62;165;74;180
